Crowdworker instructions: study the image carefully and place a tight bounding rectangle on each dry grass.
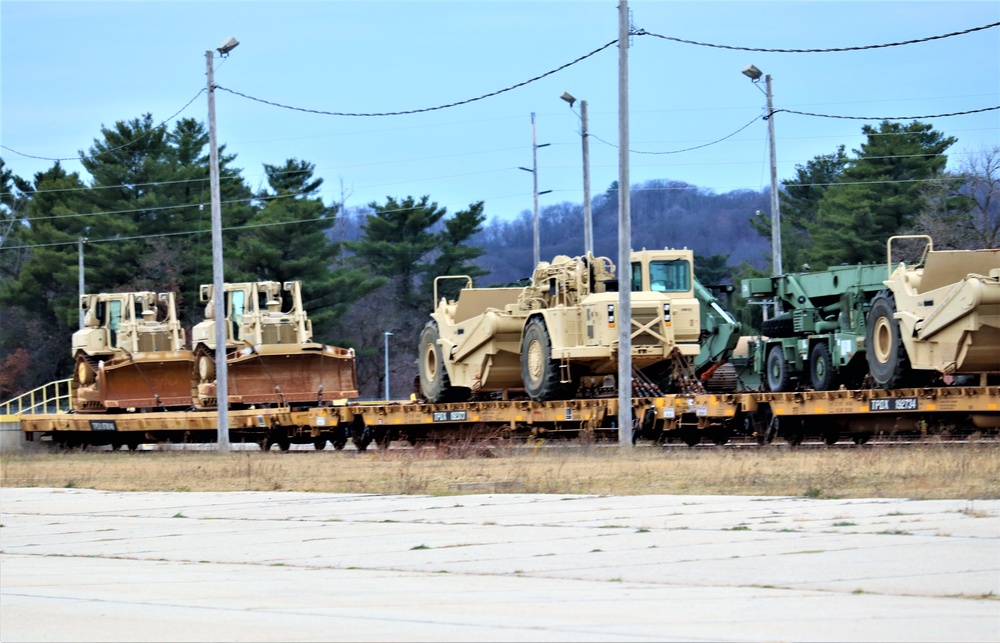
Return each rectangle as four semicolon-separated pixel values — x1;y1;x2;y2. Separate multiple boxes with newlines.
2;443;998;499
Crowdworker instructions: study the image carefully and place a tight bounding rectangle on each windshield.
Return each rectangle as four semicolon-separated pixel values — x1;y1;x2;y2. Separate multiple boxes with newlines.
648;259;690;292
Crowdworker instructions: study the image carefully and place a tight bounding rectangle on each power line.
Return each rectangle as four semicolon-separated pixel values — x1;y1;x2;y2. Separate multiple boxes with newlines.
635;22;999;53
773;106;1000;121
8;190;313;223
590;114;763;155
0;89;206;162
215;39;619;117
1;174;972;252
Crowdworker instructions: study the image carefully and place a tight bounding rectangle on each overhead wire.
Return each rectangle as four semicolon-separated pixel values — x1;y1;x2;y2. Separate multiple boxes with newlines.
0;88;206;162
213;39;619;117
634;22;1000;53
1;20;995;228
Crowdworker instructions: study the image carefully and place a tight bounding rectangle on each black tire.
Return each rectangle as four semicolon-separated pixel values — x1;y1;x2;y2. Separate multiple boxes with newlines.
761;314;795;338
418;322;452;403
809;343;837;390
521;317;562;402
313;438;327;451
866;292;910;389
765;344;792;392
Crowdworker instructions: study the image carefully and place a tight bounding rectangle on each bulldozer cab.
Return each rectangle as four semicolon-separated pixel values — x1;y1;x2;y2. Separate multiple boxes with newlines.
199;281;312;347
75;292;181;357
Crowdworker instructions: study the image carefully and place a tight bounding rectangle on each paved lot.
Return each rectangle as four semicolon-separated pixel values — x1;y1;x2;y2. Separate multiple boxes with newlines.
1;488;997;642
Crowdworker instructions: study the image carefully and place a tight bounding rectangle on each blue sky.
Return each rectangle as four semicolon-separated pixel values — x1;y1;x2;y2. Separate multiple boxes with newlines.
2;1;998;225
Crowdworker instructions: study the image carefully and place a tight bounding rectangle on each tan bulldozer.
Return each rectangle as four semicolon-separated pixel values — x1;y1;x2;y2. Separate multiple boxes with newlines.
866;235;1000;388
72;291;195;412
191;280;358;409
418;249;703;402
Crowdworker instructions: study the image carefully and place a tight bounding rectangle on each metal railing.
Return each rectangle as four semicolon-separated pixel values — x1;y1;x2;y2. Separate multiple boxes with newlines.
0;379;72;416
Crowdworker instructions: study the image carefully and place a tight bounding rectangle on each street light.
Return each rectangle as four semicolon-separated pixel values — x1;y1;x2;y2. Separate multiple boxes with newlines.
742;64;782;276
207;36;238;451
560;92;593;256
518;112;551;268
384;331;393;400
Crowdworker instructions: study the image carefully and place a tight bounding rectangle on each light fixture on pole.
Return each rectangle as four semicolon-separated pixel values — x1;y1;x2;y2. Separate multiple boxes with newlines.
383;331;393;401
518;112;552;269
742;64;782;277
560;92;593;256
207;36;238;452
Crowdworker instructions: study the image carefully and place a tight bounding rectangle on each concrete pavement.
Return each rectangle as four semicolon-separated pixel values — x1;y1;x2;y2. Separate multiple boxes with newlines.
1;488;997;642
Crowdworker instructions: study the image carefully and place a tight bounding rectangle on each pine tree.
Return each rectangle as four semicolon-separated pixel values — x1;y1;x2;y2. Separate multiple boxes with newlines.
346;195;447;314
809;121;955;267
232;159;383;338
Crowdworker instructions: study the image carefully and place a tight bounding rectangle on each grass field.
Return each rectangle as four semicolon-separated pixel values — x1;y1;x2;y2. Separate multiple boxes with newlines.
2;442;998;499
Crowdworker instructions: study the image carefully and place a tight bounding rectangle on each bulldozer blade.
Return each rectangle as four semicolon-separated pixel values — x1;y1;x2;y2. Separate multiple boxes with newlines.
76;353;195;411
224;348;358;406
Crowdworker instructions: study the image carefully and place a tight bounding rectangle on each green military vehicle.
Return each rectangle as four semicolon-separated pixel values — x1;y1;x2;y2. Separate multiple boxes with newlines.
741;264;887;392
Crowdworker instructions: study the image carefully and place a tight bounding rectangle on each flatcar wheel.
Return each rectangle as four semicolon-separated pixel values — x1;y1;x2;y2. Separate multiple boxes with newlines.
313;438;327;451
682;430;701;447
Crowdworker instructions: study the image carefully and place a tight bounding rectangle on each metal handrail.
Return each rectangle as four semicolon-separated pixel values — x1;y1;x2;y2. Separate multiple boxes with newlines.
0;379;72;416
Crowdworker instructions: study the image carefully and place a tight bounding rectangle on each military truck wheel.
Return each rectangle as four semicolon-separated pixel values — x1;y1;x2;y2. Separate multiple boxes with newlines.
765;345;792;392
521;317;562;401
866;292;910;389
809;343;836;390
418;322;452;403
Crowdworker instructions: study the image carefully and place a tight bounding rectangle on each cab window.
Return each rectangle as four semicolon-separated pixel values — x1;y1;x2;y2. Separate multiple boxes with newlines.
649;260;690;292
630;263;643;292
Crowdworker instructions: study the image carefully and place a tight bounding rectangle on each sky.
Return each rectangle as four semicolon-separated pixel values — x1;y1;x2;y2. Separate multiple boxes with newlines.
2;0;998;226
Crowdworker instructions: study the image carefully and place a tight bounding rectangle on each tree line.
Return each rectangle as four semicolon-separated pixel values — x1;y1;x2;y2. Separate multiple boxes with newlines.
2;113;996;399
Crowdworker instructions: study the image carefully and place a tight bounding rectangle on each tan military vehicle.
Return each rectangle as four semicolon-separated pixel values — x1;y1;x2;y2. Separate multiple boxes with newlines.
866;235;1000;388
191;280;358;409
72;291;194;412
418;249;702;402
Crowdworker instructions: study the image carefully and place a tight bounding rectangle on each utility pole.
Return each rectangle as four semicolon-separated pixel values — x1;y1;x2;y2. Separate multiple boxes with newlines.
519;113;551;269
78;237;86;329
764;73;782;276
581;100;593;255
559;92;593;255
617;0;632;448
384;331;393;400
207;43;234;452
742;65;782;276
